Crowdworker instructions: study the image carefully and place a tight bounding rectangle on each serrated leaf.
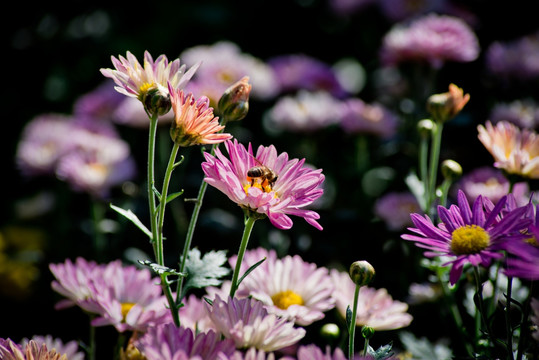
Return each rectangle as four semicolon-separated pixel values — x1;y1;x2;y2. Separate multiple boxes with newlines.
180;248;231;299
366;342;394;360
110;204;152;239
138;260;186;277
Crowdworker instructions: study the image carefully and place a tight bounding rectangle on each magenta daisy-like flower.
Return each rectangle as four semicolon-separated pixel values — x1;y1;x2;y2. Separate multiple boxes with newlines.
205;295;306;352
229;247;336;326
401;190;531;285
100;50;199;101
504;204;539;280
201;139;325;230
135;323;236;360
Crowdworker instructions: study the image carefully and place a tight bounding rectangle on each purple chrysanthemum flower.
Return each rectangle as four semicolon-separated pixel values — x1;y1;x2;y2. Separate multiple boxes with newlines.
201;139;325;230
401;190;531;285
265;90;345;133
135;323;236;360
205;295;306;352
339;98;400;139
293;344;347;360
379;13;479;69
267;54;348;97
229;247;336;326
227;347;282;360
504;204;539;280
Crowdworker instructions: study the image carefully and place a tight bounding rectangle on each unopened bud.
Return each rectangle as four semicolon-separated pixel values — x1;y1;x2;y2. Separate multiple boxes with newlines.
320;323;340;341
426;83;470;123
361;325;375;340
417;119;437;139
349;260;375;287
441;159;462;181
141;84;171;116
218;76;252;122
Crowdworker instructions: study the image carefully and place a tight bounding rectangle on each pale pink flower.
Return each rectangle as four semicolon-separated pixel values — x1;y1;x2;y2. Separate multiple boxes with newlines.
0;339;67;360
229;247;335;326
20;336;84;360
205;295;306;352
330;268;413;330
477;121;539;179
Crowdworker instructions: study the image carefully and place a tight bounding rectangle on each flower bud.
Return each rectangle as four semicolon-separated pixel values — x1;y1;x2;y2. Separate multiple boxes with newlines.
218;76;252;122
426;83;470;123
141;84;172;116
417;119;437;139
441;159;462;181
361;325;375;340
349;260;375;287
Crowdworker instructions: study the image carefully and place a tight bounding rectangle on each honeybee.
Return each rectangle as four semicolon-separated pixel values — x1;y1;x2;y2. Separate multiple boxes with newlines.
247;160;278;189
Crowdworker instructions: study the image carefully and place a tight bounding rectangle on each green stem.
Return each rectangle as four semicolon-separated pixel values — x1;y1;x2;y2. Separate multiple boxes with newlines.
349;284;361;359
147;113;160;260
516;281;534;360
91;199;106;260
156;142;180;266
88;316;96;360
505;276;515;360
229;216;257;298
419;135;429;212
426;122;443;218
474;267;497;349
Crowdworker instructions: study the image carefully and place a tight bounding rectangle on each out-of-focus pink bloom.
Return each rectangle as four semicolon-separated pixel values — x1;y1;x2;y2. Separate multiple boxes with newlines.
265;90;344;133
330;268;413;330
456;166;531;205
201;139;325;230
177;294;217;333
227;347;282;360
205;295;306;352
489;99;539;130
20;336;84;360
379;13;479;69
339;98;400;138
477;121;539;179
180;41;279;104
229;247;335;326
328;0;375;16
112;96;175;128
374;191;421;231
135;323;236;360
267;54;348;97
377;0;446;22
168;86;232;147
486;31;539;81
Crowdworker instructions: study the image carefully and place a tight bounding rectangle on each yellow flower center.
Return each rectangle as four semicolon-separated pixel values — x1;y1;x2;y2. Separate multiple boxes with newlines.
271;290;304;310
451;225;490;255
121;302;136;321
138;82;156;98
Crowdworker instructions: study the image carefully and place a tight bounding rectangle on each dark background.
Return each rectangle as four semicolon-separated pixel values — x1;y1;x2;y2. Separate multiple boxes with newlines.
2;0;538;358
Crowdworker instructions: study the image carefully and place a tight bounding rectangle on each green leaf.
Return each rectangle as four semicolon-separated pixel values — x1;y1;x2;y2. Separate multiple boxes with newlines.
110;204;152;239
180;248;231;299
366;342;395;360
346;305;353;333
236;257;266;289
165;190;184;204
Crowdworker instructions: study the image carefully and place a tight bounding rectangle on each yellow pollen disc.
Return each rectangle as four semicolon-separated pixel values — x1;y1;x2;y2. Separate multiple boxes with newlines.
271;290;304;310
525;237;538;246
139;82;155;96
244;177;274;194
121;303;136;320
451;225;490;255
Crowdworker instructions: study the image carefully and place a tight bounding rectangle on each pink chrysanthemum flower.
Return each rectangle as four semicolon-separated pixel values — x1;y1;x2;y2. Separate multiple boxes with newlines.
135;323;236;360
293;344;347;360
168;85;232;147
50;258;171;333
489;99;539;130
486;31;539;81
177;294;217;333
339;98;400;139
201;139;325;230
379;13;479;69
0;339;66;360
100;50;199;101
228;347;282;360
401;190;532;285
229;247;335;326
330;268;413;330
205;295;306;352
477;120;539;179
20;336;84;360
